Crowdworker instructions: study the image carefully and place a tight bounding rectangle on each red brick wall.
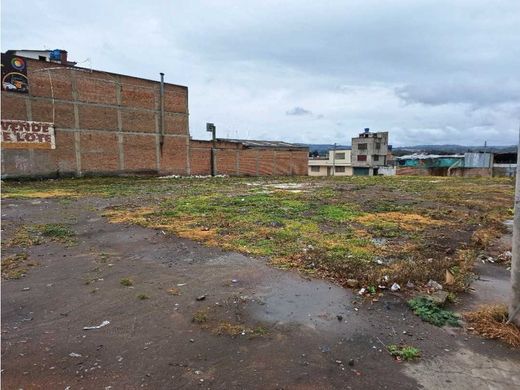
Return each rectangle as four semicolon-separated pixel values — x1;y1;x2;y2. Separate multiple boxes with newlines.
1;56;189;178
188;140;308;176
1;56;307;178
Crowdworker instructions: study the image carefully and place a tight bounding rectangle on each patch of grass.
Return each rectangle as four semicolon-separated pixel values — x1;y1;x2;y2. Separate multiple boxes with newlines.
6;226;42;247
211;321;268;337
1;252;30;279
137;293;149;300
192;308;209;324
408;296;459;327
4;176;514;288
120;277;133;287
40;224;75;239
6;224;75;248
464;305;520;347
313;204;363;222
387;344;421;361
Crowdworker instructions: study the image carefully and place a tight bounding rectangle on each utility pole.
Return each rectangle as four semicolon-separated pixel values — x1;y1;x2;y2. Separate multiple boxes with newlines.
509;126;520;326
332;143;337;177
207;123;216;176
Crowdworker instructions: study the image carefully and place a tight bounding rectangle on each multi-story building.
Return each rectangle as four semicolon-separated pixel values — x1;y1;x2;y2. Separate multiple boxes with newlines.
308;149;352;176
351;129;389;175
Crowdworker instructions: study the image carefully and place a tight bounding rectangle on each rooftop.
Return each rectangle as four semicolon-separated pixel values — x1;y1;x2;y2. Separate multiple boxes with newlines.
218;138;308;150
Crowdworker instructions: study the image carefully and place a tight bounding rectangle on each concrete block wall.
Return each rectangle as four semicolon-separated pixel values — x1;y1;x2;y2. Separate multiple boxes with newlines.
1;57;189;178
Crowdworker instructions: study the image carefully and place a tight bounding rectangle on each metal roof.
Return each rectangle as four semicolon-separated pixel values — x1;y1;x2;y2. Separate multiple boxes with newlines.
396;153;464;160
218;138;308;150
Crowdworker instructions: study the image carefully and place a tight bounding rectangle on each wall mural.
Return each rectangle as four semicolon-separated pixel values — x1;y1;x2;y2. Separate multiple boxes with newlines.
1;52;29;93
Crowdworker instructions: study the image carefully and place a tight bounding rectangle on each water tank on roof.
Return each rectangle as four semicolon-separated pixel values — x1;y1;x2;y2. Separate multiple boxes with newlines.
49;49;62;61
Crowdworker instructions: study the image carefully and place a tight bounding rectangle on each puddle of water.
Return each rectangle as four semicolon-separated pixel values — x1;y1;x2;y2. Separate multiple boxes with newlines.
247;272;360;331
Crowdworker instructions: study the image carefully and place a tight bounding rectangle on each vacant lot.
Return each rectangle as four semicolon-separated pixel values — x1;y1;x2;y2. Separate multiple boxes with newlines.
2;175;519;389
3;175;514;289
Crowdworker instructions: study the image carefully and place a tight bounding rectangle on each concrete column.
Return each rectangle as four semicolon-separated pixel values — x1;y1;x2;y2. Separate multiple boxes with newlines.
115;76;125;172
154;89;161;172
70;71;82;176
185;135;190;175
236;149;240;176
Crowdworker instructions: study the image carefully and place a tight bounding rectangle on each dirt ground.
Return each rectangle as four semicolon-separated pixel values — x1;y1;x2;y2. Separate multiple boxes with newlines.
2;190;520;389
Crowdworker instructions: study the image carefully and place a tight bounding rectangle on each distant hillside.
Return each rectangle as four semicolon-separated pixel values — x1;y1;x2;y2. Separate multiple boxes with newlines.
299;144;350;156
300;143;516;157
392;144;517;156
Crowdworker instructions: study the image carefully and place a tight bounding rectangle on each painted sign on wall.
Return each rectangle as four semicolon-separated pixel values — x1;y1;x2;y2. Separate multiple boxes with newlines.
1;120;56;149
1;53;29;93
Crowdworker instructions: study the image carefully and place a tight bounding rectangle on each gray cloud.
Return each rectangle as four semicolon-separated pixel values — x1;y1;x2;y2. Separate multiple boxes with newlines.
2;0;519;146
396;80;520;107
286;106;312;116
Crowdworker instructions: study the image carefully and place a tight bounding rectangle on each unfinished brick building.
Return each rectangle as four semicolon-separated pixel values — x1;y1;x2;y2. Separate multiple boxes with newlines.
1;50;308;178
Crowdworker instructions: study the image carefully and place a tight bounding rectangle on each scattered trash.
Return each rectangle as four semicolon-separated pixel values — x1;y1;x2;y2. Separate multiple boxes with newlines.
426;279;443;291
390;283;400;292
348;359;355;366
22;287;30;291
83;320;110;330
189;338;195;343
231;279;238;284
406;281;415;289
196;295;206;301
116;356;124;362
176;283;187;287
69;352;82;358
445;270;455;285
358;288;366;295
335;360;342;365
337;315;343;321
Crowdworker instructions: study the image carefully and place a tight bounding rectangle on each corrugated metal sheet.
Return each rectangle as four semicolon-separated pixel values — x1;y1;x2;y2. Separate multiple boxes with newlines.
464;152;492;168
397;156;463;168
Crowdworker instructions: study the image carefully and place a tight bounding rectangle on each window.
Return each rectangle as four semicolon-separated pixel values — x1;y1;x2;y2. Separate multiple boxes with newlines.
373;155;379;161
358;143;367;150
335;152;345;160
375;142;381;149
335;166;345;173
310;166;321;172
38;56;47;61
357;155;367;162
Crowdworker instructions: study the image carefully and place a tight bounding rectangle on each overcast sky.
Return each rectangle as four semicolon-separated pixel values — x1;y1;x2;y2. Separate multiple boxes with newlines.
2;0;519;146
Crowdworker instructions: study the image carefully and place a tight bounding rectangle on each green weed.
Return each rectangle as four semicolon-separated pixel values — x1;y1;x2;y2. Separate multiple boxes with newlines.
408;296;459;327
120;278;133;287
387;344;421;361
